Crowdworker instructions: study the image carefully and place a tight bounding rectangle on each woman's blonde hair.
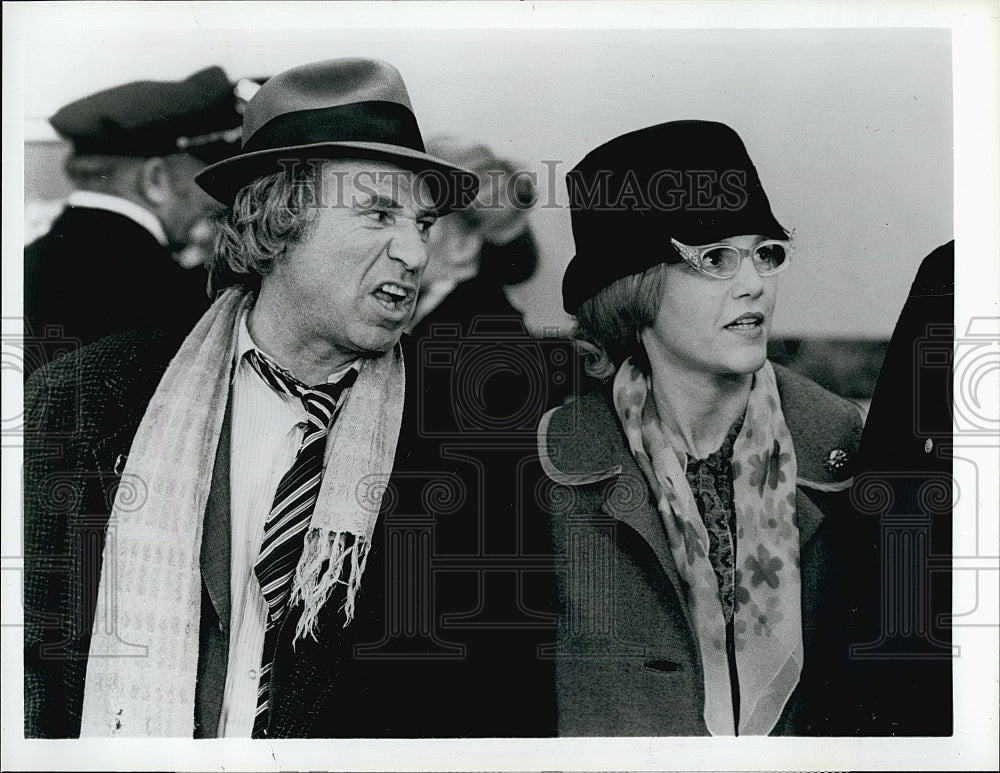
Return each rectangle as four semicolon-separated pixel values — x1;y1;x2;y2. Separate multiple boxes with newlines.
572;262;670;381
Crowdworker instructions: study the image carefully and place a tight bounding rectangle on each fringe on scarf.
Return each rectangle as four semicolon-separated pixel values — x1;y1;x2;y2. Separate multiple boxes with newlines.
290;528;373;642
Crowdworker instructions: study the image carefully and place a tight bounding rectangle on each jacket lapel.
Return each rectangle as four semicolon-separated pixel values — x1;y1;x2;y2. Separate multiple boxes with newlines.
583;390;825;633
596;413;697;632
795;490;825;548
201;399;233;630
190;399;233;738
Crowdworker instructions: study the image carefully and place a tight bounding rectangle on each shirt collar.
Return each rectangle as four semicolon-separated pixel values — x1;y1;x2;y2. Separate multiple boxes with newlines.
66;191;169;247
233;304;361;388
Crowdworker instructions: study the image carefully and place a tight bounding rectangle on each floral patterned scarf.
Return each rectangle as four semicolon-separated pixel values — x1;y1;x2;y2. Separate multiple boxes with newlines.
613;358;803;735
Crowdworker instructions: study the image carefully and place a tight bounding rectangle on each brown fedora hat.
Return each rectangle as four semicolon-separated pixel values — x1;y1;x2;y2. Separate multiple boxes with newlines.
196;58;479;213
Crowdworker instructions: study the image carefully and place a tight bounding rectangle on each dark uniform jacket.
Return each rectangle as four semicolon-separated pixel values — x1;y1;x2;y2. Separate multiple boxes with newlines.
537;364;866;735
848;241;954;735
24;324;556;739
23;207;209;375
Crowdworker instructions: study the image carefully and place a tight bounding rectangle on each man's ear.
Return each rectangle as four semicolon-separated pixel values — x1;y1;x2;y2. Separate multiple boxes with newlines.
137;157;173;206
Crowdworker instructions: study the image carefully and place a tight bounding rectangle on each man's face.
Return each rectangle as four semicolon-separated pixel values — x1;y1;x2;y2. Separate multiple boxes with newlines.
259;159;436;368
159;153;225;249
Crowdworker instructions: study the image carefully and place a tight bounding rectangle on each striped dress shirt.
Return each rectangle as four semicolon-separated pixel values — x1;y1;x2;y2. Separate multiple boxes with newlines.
218;307;359;737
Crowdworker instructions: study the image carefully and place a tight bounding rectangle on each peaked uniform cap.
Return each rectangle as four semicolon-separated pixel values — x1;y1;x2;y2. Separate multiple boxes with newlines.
195;58;479;213
50;67;244;164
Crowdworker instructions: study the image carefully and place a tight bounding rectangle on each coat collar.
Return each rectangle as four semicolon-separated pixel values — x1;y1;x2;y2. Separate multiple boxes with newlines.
538;374;831;551
66;191;169;247
539;385;829;637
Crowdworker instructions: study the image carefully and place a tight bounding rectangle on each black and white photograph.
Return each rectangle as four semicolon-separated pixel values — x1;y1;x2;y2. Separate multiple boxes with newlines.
3;1;998;771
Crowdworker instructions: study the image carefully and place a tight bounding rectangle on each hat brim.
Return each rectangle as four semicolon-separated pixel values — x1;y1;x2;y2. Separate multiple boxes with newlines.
561;215;790;315
195;141;479;214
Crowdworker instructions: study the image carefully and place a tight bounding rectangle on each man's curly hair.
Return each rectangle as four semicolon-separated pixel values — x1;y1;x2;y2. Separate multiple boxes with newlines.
207;164;319;296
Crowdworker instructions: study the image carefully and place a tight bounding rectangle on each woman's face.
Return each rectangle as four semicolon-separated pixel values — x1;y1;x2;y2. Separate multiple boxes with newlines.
641;234;777;380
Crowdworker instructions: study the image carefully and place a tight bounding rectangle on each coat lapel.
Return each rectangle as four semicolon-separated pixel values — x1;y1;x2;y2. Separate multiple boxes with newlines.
596;412;697;632
569;390;825;635
795;489;825;548
200;399;233;631
191;399;233;738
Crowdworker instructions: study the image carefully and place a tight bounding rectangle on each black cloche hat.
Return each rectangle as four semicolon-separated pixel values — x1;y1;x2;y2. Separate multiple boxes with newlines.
561;120;788;314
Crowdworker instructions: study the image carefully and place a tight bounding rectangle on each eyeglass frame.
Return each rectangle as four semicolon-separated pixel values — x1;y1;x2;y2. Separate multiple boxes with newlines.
669;234;794;279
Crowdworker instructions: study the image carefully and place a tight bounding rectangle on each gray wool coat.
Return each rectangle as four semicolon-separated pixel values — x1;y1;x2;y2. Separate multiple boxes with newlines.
537;363;865;736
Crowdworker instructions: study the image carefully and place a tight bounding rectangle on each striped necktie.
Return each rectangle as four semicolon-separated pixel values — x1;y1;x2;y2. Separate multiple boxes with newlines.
244;349;358;738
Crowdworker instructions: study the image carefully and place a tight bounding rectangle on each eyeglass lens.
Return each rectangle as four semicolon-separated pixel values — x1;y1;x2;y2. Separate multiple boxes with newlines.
698;243;787;276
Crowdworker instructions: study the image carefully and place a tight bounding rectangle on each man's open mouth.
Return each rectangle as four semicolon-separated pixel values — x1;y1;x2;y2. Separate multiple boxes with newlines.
373;282;415;311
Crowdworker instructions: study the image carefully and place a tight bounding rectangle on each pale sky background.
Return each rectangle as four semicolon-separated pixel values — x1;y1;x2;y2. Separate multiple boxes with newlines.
3;3;998;772
9;10;956;338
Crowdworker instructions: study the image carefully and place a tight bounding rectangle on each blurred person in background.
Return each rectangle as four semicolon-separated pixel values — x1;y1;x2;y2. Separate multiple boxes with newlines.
538;120;866;735
409;135;583;424
847;240;955;735
23;67;244;373
173;78;265;271
409;135;539;336
174;216;222;269
400;137;566;736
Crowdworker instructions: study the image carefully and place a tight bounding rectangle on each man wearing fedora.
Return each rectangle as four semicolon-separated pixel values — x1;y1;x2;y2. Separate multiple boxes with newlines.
24;58;554;739
24;67;245;375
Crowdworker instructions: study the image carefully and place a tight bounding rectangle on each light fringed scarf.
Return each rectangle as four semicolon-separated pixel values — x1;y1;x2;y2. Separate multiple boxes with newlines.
79;287;404;736
613;358;803;735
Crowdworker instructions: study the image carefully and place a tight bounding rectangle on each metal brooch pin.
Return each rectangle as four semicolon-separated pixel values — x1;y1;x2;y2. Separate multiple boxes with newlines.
826;448;849;473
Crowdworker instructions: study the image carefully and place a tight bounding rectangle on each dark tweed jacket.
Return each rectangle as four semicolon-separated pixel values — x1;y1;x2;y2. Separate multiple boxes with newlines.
537;364;866;736
24;326;556;739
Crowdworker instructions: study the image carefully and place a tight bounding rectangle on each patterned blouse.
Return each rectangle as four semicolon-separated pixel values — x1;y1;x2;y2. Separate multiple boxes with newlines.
684;417;743;623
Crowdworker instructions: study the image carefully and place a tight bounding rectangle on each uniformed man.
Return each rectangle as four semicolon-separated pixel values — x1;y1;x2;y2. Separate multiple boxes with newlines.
23;67;244;372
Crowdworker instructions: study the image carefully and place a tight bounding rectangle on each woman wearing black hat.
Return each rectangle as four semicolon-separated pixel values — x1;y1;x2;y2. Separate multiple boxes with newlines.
538;121;864;736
